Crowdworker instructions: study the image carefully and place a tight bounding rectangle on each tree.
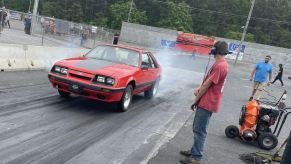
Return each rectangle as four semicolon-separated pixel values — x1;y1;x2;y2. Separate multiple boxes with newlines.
42;1;64;18
4;0;32;13
225;31;255;42
109;1;147;30
5;0;291;48
65;1;84;22
157;1;193;32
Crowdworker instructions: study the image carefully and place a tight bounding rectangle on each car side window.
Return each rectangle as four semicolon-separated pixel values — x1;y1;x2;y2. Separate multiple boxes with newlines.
148;54;157;68
141;53;151;68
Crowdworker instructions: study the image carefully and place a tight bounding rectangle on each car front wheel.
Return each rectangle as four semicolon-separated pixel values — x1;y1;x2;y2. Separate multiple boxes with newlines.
145;78;160;99
117;85;133;112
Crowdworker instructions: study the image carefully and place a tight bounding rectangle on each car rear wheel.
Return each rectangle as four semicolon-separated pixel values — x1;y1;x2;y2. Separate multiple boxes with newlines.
117;85;133;112
58;89;70;98
145;78;160;99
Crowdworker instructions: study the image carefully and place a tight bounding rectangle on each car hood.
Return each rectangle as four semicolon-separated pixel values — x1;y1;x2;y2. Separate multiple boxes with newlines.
57;57;139;77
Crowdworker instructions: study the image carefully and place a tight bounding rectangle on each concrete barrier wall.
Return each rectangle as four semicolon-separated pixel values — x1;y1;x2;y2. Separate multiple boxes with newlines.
120;22;177;48
0;43;90;71
0;44;28;71
120;22;291;70
215;37;291;68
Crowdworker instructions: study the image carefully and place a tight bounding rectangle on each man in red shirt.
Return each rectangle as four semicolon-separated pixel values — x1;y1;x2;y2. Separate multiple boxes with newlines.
180;41;229;164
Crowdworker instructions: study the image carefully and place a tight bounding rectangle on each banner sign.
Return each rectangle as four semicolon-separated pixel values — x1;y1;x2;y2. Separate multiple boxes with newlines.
161;40;176;48
226;43;246;60
175;32;215;55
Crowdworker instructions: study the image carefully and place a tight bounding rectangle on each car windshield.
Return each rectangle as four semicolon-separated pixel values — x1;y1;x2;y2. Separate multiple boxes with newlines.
85;45;140;67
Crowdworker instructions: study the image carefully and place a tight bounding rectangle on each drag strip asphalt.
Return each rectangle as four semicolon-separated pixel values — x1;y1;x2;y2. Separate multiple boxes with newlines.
0;55;205;164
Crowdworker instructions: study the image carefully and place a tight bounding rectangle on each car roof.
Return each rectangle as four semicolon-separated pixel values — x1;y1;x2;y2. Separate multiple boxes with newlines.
98;44;146;52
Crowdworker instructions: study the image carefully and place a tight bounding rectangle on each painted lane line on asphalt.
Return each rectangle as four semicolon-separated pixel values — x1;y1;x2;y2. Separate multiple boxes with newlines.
240;78;250;81
140;110;193;164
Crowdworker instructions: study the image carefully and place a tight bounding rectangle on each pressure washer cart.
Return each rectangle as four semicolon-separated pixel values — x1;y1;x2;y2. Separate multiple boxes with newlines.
225;90;291;150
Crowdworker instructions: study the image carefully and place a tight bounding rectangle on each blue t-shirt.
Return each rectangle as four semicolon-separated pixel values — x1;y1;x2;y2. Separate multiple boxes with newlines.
254;61;273;83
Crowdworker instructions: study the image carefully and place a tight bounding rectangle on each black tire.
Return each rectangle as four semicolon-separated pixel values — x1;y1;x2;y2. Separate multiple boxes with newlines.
281;131;291;164
258;133;278;150
225;125;239;139
117;85;133;112
145;78;160;99
239;105;246;126
58;89;70;98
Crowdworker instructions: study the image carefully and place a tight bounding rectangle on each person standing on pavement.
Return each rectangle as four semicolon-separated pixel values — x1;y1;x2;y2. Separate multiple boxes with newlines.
191;48;197;60
272;64;284;87
180;41;229;164
40;16;45;28
0;7;7;30
249;55;273;100
5;9;10;28
113;33;119;45
24;13;32;35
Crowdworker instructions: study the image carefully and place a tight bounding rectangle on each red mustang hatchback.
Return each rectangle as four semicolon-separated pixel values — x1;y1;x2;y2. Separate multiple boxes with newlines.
48;44;161;112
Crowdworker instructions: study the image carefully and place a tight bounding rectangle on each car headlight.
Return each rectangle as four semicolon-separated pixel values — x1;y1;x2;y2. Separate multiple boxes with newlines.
60;68;68;75
54;66;61;72
106;78;115;85
53;66;68;75
95;75;115;86
97;76;105;83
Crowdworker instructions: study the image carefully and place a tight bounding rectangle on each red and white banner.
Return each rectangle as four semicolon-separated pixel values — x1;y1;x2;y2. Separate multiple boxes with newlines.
176;32;215;55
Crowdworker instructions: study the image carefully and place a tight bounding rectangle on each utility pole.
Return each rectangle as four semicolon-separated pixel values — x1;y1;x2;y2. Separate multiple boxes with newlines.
29;0;32;12
127;0;134;22
234;0;256;65
31;0;39;35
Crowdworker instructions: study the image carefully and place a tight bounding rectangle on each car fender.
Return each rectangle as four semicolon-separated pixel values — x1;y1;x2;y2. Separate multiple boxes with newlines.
115;76;135;88
125;76;136;88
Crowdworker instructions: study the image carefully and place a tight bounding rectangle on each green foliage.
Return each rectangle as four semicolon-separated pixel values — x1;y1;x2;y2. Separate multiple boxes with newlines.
4;0;32;12
225;31;255;42
66;2;84;22
157;1;193;32
42;2;63;18
225;31;241;40
109;1;147;29
4;0;291;48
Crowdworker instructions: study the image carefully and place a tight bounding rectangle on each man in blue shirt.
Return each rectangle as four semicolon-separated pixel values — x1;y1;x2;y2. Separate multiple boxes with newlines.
249;55;273;100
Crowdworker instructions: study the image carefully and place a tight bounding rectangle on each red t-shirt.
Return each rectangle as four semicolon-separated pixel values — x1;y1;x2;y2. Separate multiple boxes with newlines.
198;59;228;113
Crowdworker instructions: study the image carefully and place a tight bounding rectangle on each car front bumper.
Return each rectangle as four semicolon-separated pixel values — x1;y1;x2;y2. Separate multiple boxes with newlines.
48;73;125;102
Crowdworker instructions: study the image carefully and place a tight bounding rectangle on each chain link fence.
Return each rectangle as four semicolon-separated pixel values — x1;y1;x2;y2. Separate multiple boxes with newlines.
3;9;119;48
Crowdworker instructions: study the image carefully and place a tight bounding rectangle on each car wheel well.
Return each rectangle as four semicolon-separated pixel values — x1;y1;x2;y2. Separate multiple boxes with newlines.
128;81;136;89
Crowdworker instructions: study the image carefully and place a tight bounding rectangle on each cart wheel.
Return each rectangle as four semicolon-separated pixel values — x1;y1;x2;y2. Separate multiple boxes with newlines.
258;133;278;150
239;105;246;126
225;125;239;139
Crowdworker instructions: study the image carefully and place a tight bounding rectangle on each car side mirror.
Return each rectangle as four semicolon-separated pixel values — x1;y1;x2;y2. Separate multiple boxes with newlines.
141;63;149;70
